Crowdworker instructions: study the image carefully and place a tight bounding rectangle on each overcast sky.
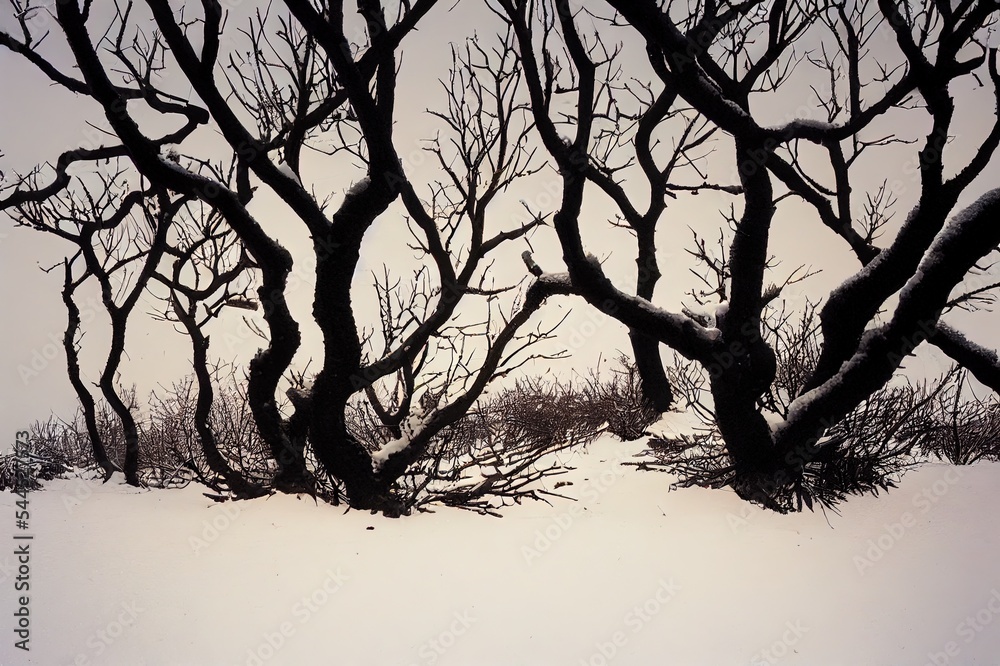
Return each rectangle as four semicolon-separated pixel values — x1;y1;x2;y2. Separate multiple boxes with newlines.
2;1;999;441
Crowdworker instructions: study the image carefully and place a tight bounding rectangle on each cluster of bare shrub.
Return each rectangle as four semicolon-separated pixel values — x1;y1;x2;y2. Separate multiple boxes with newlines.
636;304;1000;512
2;358;659;514
3;0;1000;514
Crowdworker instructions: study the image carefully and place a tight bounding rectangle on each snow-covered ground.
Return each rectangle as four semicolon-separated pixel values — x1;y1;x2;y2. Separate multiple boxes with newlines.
2;433;999;666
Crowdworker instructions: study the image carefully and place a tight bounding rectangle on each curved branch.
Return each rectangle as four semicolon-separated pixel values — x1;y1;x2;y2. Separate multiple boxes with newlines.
931;323;1000;394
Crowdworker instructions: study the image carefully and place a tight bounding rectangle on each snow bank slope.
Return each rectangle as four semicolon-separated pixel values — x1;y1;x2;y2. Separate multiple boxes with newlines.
2;437;998;666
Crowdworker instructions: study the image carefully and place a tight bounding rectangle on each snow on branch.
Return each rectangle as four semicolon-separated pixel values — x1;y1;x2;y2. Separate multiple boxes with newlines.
931;323;1000;394
777;188;1000;446
371;395;432;472
276;161;302;186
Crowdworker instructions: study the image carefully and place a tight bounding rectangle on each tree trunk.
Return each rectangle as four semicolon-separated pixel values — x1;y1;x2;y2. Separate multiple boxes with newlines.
630;227;673;412
307;189;405;514
283;389;317;497
710;139;781;503
179;305;268;499
709;367;787;510
246;265;311;493
629;331;673;412
99;317;141;486
62;270;119;481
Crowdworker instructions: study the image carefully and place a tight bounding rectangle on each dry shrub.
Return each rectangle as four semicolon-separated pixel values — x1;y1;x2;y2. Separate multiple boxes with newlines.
341;356;659;514
636;302;992;513
10;356;659;512
919;371;1000;465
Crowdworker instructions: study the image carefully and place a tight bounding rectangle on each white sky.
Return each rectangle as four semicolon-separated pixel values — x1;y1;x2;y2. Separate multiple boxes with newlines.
1;1;998;439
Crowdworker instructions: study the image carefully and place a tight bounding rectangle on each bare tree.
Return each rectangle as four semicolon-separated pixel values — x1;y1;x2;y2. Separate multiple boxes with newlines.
8;0;997;515
59;253;119;480
3;162;176;485
648;304;959;510
150;191;268;499
1;1;570;512
499;0;1000;509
